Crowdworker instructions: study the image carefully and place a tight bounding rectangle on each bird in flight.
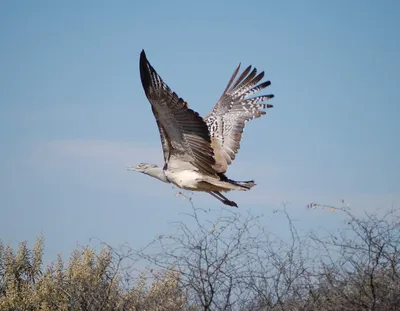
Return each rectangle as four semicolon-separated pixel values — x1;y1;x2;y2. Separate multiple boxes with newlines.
128;50;274;207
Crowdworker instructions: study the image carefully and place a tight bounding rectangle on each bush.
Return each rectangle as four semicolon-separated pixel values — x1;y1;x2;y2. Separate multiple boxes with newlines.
1;204;399;310
0;236;187;310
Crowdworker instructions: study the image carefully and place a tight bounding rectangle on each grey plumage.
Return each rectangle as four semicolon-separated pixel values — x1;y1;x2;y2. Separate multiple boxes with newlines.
128;50;274;207
205;63;274;173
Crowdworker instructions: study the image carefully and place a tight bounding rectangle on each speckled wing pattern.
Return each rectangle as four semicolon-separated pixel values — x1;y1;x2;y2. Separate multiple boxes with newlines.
139;50;217;177
205;64;274;173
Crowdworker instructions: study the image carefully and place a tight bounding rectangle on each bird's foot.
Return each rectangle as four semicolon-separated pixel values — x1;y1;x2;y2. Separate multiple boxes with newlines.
126;166;135;171
224;199;238;208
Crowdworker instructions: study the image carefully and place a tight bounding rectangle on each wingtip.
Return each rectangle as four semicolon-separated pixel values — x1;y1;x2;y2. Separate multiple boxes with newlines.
266;94;274;108
263;80;272;88
139;49;147;66
139;50;152;93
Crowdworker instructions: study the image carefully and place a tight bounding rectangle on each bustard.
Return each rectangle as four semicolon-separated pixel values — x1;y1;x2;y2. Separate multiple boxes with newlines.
128;50;274;207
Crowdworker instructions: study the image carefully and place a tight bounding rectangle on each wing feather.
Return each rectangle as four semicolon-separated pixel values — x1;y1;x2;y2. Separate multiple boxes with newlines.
150;106;170;164
140;50;216;176
205;64;274;173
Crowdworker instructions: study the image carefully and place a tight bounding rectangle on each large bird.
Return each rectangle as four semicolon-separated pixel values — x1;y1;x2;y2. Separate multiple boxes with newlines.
128;50;274;207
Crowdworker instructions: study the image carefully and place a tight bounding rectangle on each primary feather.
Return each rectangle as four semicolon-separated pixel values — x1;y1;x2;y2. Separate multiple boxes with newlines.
205;64;274;173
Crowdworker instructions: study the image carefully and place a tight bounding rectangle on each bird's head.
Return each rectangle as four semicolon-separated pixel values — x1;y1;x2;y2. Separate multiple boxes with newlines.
131;163;159;173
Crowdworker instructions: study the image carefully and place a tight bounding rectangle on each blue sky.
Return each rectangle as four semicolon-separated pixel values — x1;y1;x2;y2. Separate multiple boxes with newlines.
1;0;399;264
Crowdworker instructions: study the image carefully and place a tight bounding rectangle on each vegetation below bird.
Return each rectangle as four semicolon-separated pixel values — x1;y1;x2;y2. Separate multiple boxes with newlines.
1;204;399;310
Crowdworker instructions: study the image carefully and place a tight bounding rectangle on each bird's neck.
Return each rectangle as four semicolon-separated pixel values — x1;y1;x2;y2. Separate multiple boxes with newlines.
145;167;169;183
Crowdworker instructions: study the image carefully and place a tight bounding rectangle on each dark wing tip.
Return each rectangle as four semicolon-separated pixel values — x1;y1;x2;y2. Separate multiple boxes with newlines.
139;49;152;95
262;80;271;88
139;49;147;66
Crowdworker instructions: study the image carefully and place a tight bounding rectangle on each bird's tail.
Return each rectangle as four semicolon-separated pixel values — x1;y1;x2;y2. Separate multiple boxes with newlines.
216;173;256;191
228;179;256;190
201;176;256;192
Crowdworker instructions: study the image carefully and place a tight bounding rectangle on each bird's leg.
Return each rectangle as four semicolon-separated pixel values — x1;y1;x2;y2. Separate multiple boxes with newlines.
209;191;238;208
209;192;229;205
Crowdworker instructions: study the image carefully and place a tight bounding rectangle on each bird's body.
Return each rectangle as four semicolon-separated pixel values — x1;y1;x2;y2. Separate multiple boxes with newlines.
128;50;274;207
164;169;203;190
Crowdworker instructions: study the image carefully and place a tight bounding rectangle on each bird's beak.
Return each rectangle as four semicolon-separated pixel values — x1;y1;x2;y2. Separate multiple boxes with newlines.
126;165;138;172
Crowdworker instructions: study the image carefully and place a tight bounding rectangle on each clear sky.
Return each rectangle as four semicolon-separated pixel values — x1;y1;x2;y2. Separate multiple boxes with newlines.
1;0;399;263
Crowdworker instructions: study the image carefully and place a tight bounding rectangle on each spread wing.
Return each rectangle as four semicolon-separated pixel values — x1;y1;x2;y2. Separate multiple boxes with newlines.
205;63;274;173
151;106;170;164
139;50;217;176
